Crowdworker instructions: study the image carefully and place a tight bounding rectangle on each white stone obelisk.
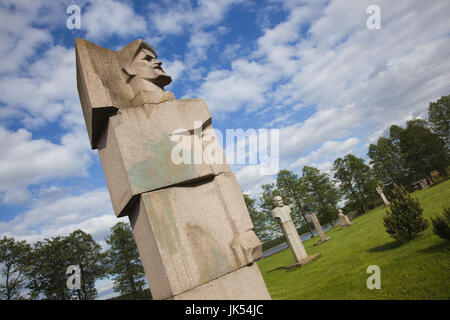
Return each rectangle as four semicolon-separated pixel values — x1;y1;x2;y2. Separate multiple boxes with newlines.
310;213;331;246
376;186;391;206
271;196;308;262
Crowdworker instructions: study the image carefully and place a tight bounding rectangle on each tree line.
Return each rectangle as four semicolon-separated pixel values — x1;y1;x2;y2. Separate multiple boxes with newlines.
245;94;449;246
0;222;147;300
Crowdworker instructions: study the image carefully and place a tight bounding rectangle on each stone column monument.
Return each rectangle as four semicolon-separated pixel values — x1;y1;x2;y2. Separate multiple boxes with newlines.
376;186;390;206
309;213;331;246
271;196;320;268
338;209;352;228
75;38;271;300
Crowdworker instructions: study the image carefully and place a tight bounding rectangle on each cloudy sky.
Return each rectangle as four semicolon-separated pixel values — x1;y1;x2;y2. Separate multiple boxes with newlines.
0;0;449;299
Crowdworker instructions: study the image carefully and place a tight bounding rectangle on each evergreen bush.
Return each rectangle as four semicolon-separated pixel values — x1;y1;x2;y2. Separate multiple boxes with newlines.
431;206;450;240
383;184;426;242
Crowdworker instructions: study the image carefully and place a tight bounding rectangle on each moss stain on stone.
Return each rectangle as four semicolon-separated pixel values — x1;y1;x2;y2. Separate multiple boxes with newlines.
127;134;196;192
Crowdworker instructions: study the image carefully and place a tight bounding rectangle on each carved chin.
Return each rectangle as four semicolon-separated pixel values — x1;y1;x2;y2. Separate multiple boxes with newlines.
153;74;172;88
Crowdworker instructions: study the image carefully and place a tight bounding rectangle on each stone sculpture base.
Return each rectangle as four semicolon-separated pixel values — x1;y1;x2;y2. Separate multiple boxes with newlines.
341;223;352;229
313;237;331;246
284;253;321;270
129;172;267;300
168;263;271;300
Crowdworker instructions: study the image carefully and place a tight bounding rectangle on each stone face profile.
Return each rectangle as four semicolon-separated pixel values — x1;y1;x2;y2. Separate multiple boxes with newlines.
338;209;352;228
75;39;175;150
75;38;270;300
271;196;320;267
119;41;172;90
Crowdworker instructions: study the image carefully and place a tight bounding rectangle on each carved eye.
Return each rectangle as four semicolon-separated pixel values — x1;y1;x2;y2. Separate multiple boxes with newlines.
144;55;154;62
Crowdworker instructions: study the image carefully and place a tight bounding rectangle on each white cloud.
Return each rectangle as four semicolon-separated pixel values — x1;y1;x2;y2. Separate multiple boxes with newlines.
197;0;450;169
0;188;127;244
1;188;32;206
83;0;147;40
163;59;186;84
185;30;216;68
192;59;271;113
196;0;450;200
95;279;116;300
0;126;93;203
290;137;360;170
278;104;362;159
234;164;276;201
149;0;243;35
0;1;53;73
271;0;450;118
0;45;82;128
148;0;245;75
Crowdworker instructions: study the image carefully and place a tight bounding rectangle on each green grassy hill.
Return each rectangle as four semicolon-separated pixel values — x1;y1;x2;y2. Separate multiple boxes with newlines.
257;179;450;299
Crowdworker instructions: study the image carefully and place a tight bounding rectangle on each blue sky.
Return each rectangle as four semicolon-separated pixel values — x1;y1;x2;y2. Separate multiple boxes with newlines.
0;0;449;299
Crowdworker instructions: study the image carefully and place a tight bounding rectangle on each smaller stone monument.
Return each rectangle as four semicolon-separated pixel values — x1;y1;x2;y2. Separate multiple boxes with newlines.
338;209;352;229
310;213;331;246
271;196;320;268
376;186;390;206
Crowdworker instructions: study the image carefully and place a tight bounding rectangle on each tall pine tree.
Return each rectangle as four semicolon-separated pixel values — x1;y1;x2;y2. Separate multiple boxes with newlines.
383;184;426;243
105;222;147;299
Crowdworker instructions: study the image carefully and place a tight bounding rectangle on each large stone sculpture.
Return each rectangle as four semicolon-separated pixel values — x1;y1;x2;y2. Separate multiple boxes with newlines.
310;213;331;246
75;38;270;300
376;186;391;206
271;196;319;268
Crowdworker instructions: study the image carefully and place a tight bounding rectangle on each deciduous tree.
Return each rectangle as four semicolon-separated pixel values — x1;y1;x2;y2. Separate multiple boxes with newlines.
243;193;272;243
27;236;73;300
0;237;32;300
301;166;340;226
333;154;379;214
65;230;107;300
368;136;410;187
399;119;449;181
26;231;106;300
428;94;450;147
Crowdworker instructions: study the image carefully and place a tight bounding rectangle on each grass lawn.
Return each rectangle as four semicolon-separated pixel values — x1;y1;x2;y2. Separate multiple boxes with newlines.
257;179;450;299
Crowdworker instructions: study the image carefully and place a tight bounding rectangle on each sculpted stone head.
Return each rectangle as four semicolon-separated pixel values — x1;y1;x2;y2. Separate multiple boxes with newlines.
118;39;172;93
273;196;283;208
75;38;175;149
338;209;344;215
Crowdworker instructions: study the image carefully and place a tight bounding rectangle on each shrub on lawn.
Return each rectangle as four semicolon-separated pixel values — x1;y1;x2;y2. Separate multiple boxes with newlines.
383;184;426;243
431;206;450;240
